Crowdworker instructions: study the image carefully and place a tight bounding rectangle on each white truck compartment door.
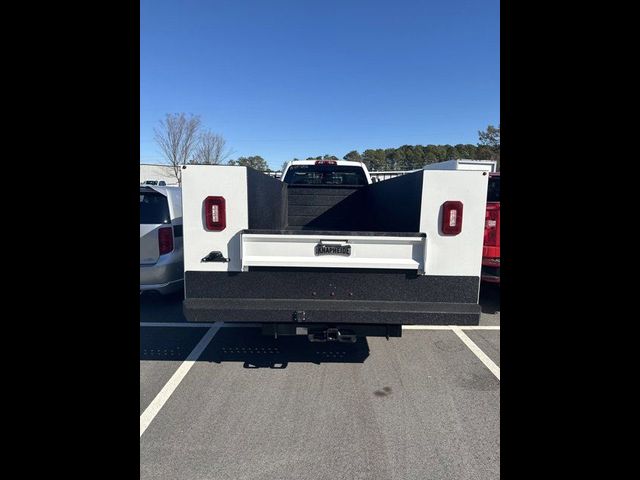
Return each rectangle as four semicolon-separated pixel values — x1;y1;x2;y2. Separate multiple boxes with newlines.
181;165;249;272
420;170;489;277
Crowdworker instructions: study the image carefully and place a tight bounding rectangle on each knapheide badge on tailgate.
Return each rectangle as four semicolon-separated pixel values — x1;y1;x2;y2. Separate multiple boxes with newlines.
315;243;351;256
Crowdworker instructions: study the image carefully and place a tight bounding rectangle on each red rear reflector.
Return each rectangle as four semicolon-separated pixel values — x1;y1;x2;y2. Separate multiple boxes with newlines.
204;196;226;231
315;160;337;165
158;227;174;255
442;201;463;235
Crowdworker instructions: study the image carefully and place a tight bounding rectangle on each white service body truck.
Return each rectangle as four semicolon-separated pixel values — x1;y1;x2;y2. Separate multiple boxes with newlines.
181;160;489;341
422;159;497;172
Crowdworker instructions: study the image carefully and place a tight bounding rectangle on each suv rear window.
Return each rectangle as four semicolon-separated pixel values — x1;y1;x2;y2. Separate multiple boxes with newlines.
140;191;171;224
283;165;368;186
487;175;500;202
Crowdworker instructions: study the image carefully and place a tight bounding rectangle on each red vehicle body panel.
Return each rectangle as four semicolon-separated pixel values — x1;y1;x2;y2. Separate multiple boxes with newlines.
482;172;500;284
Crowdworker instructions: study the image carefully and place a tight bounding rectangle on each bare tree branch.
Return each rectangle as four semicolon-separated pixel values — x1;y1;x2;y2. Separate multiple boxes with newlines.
191;131;232;165
153;113;202;184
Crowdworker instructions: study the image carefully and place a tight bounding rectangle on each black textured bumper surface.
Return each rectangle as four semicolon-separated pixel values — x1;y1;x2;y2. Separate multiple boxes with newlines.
183;269;481;325
183;298;480;325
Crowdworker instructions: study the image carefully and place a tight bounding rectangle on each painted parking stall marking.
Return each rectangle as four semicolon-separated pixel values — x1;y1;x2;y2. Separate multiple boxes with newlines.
402;325;500;331
140;323;221;438
451;326;500;380
139;323;500;385
141;323;500;331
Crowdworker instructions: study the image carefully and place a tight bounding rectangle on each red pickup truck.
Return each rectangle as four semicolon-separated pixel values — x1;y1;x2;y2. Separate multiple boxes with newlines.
482;172;500;284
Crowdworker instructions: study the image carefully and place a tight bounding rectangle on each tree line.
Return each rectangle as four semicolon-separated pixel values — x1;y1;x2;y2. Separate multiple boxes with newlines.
153;113;499;183
283;131;500;172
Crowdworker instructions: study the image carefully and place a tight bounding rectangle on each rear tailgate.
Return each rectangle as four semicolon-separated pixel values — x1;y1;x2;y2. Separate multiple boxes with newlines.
241;230;425;271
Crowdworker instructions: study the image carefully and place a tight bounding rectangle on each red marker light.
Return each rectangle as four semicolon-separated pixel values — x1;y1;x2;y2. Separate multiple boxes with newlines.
442;201;463;235
203;196;226;231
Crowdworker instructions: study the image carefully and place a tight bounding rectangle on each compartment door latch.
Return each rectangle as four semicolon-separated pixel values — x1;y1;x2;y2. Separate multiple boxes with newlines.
201;251;230;263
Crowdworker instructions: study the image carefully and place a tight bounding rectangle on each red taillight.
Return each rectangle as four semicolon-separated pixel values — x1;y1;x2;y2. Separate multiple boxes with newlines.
441;201;463;235
158;227;174;255
484;204;500;246
315;160;337;165
204;196;226;231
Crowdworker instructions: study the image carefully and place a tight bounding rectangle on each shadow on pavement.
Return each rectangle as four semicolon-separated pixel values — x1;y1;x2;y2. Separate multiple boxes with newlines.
479;283;500;314
140;291;186;323
140;324;370;367
201;327;370;368
140;325;209;361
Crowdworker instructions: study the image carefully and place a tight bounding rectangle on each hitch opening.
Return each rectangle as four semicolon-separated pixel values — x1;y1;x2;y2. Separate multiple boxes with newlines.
308;328;357;343
326;328;339;341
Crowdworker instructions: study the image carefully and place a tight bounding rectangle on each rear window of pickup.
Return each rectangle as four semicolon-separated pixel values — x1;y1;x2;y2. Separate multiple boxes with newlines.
283;165;368;186
140;190;171;224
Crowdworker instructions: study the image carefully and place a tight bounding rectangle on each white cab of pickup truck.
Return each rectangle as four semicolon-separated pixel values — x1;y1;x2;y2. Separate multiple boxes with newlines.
281;159;373;185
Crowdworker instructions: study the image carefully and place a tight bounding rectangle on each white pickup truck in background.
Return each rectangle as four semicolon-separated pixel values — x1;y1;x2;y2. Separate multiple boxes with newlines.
180;159;489;341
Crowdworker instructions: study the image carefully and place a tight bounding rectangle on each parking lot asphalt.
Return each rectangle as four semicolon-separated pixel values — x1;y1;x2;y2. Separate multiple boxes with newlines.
140;285;500;480
140;326;211;414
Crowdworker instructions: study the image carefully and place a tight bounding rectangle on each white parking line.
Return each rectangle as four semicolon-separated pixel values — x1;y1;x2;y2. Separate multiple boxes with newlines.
456;326;500;330
451;326;500;380
140;323;500;330
402;325;452;330
402;325;500;331
140;323;221;438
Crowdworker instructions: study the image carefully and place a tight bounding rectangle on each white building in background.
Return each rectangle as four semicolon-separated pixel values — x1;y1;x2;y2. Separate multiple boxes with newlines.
140;164;180;185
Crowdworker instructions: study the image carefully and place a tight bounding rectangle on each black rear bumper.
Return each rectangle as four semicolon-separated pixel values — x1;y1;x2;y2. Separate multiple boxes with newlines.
183;268;481;326
184;298;480;324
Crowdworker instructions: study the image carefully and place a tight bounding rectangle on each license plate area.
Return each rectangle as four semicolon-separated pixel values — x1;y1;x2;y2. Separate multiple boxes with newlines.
315;242;351;256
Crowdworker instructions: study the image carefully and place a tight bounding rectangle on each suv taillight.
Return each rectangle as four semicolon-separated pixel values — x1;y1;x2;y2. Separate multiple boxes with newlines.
204;196;226;231
315;160;337;165
158;227;174;255
441;201;463;235
484;204;500;246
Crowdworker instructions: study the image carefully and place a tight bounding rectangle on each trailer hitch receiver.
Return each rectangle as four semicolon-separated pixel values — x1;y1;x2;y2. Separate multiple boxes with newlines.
307;328;357;343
